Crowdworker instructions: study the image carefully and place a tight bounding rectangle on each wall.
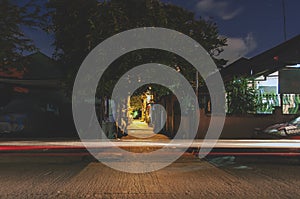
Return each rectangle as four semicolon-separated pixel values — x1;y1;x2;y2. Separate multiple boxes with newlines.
197;108;295;139
159;95;297;139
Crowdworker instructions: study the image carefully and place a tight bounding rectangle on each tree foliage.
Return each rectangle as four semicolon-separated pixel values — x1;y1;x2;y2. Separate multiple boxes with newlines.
226;77;258;115
0;0;44;69
47;0;227;97
130;95;143;110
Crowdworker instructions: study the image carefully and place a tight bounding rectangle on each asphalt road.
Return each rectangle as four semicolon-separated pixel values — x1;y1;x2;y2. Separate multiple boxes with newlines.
0;154;300;198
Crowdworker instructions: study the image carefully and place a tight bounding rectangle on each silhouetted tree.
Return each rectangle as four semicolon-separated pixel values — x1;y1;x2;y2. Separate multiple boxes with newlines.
0;0;44;69
47;0;227;97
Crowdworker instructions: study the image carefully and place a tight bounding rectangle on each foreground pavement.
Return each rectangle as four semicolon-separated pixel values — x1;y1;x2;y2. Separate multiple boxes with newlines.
1;121;300;198
0;153;300;198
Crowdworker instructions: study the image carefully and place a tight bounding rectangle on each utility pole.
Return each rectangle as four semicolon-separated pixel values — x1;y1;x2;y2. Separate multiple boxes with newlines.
282;0;287;41
196;71;199;99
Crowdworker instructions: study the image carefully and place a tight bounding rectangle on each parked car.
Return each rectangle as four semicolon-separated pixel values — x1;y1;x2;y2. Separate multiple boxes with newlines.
253;116;300;139
0;99;61;137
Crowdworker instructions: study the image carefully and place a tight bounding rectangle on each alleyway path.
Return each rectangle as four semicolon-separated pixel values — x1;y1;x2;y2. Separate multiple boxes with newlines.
122;120;169;140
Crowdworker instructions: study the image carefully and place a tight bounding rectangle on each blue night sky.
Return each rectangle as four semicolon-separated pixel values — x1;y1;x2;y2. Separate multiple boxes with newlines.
22;0;300;64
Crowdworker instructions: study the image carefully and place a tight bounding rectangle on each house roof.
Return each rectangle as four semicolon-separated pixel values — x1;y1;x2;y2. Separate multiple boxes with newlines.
221;34;300;81
0;78;60;88
220;57;251;82
0;52;63;88
22;52;64;80
0;52;63;80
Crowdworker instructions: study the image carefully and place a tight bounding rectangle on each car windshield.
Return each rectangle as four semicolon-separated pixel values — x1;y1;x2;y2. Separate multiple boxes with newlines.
2;99;42;113
289;116;300;125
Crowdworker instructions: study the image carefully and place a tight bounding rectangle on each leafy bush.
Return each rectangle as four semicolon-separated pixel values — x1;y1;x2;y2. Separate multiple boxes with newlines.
226;77;258;114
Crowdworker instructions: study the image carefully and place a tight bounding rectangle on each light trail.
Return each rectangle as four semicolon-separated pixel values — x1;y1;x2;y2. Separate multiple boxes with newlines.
0;140;300;151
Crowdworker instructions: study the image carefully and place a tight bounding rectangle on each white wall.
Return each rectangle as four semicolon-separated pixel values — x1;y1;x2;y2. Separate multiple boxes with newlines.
255;71;279;94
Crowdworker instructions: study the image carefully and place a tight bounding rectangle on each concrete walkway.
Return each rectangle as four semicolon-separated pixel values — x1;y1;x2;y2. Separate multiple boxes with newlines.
122;120;169;140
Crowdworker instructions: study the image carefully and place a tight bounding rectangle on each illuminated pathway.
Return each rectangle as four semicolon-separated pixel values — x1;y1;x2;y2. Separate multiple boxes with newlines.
123;120;169;140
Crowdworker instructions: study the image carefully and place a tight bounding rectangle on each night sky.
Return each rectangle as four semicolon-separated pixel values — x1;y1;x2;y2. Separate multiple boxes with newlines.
22;0;300;64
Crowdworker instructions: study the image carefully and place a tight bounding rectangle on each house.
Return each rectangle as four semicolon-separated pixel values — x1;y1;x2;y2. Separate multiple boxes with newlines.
0;52;66;107
221;34;300;114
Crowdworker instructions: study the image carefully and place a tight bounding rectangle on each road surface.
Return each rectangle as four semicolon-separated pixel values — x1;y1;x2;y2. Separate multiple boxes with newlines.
1;121;300;198
0;154;300;198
